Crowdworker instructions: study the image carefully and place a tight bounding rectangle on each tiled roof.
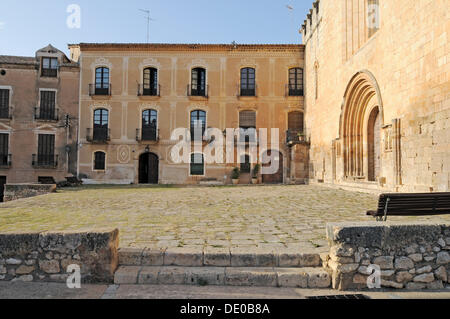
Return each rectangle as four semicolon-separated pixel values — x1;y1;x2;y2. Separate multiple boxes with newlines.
0;55;37;65
69;43;304;52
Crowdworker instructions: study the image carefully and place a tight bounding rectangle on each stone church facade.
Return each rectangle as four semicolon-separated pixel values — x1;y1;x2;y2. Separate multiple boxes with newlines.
302;0;449;192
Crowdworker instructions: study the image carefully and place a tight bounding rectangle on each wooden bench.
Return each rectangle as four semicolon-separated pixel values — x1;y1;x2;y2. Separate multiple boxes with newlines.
367;192;450;221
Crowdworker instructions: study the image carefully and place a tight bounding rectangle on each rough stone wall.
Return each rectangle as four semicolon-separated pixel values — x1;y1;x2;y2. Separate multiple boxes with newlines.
325;222;450;291
3;184;57;202
0;229;119;283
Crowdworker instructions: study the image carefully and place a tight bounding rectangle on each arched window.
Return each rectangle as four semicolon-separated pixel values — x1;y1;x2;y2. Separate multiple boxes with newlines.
94;151;106;170
142;109;158;141
190;153;204;176
240;68;256;96
95;67;110;95
143;67;158;96
190;110;206;140
191;68;206;96
288;68;304;96
240;154;251;174
93;109;109;141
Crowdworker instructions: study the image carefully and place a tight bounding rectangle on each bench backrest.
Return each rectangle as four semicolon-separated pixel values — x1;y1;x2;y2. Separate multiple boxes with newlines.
374;192;450;216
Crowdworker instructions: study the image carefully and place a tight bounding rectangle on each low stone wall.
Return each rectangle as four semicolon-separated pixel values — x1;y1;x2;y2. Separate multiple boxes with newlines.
325;222;450;290
4;184;57;202
0;229;119;283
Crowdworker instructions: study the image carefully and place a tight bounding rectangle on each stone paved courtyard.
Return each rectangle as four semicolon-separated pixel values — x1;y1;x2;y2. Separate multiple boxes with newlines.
1;185;449;252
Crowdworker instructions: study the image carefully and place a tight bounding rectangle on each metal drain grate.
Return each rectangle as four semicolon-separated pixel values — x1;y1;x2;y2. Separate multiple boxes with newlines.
307;294;370;300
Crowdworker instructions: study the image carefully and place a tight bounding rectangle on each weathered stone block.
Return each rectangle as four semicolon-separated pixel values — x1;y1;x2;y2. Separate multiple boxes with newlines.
396;271;413;283
164;248;203;267
278;252;321;267
436;251;450;265
15;265;35;275
138;267;160;284
141;248;165;266
118;248;143;266
225;268;277;287
413;273;435;283
395;257;414;270
276;268;308;288
203;248;230;267
158;267;187;285
416;265;432;274
39;260;60;274
114;266;140;284
373;256;394;270
185;267;226;286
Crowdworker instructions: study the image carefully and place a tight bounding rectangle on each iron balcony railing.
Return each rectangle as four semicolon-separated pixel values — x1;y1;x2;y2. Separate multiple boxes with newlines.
0;154;11;167
136;128;159;142
32;154;58;168
286;129;307;145
89;84;111;96
187;84;209;98
285;84;304;97
41;68;58;78
238;84;258;97
34;107;59;121
137;84;160;97
86;128;111;143
0;107;12;120
236;129;258;145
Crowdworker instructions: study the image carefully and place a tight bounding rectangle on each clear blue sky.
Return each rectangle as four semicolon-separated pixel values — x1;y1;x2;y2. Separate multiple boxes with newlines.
0;0;311;57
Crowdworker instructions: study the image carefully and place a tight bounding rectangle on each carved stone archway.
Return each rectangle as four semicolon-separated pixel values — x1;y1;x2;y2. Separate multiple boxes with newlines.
339;70;384;181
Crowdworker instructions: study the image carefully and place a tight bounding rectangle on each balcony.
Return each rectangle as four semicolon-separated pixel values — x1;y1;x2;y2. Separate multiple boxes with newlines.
0;154;11;168
41;68;58;78
32;154;58;169
236;130;258;146
89;84;111;97
136;128;159;142
285;85;303;97
34;107;59;121
286;130;307;146
0;107;12;120
187;85;209;98
86;128;111;143
137;84;160;97
238;84;257;98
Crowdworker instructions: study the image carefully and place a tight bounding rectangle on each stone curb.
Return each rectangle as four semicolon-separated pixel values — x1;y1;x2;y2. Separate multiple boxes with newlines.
118;248;322;268
114;266;331;288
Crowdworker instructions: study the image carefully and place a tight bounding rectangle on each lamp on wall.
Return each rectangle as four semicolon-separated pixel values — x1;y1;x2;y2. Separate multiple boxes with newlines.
145;145;150;153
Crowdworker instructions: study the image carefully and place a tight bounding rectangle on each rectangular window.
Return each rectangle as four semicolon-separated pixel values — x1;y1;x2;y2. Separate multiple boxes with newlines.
0;134;9;166
190;153;204;176
39;91;56;120
0;89;9;119
94;152;106;170
41;58;58;77
367;0;380;38
37;134;55;166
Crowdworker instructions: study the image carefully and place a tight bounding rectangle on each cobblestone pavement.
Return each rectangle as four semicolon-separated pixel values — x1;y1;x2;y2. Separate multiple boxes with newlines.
1;185;449;251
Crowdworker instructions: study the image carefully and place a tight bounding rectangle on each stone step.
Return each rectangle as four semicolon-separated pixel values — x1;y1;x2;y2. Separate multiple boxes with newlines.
114;266;332;288
118;247;323;268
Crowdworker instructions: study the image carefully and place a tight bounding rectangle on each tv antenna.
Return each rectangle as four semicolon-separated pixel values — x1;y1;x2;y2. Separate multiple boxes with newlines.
139;9;155;43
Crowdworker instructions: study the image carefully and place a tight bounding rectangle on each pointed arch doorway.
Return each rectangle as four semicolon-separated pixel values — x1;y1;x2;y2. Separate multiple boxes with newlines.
340;71;384;182
139;152;159;184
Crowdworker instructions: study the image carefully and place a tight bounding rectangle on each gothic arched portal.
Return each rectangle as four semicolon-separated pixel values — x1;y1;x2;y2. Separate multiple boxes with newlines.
339;71;384;181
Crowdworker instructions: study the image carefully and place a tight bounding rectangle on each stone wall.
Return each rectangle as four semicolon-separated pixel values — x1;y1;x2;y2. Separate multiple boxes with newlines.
4;184;57;202
325;222;450;291
0;229;119;283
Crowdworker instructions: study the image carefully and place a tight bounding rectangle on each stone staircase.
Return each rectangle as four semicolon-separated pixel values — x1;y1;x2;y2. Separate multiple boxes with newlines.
114;247;331;288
